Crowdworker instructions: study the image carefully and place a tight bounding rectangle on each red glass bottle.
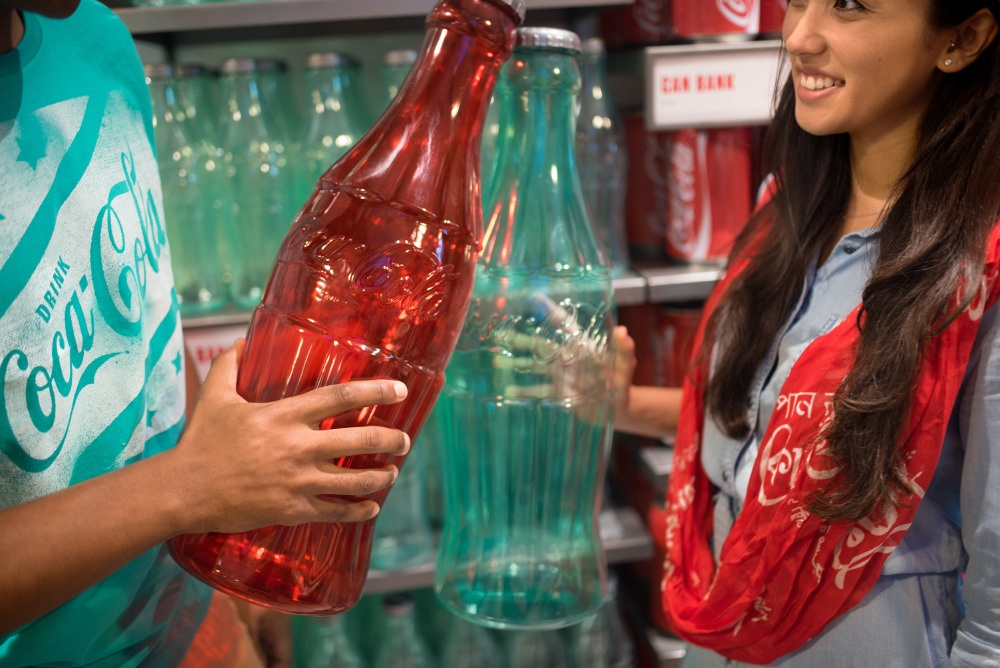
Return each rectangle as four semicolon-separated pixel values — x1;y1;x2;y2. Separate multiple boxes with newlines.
168;0;524;615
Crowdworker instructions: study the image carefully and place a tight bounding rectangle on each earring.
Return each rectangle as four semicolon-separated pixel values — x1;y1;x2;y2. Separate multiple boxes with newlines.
945;58;953;66
944;41;956;67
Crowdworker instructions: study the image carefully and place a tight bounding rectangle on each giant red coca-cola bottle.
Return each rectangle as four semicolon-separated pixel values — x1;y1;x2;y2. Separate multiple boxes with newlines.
168;0;524;615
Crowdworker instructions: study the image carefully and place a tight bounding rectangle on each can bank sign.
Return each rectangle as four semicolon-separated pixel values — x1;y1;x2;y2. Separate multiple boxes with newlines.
645;41;786;131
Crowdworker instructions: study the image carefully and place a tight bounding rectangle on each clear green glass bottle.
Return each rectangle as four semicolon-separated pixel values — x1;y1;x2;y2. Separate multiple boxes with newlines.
218;58;300;311
145;63;232;316
434;27;616;630
301;53;370;203
308;615;367;668
576;38;629;278
382;49;418;107
374;594;437;668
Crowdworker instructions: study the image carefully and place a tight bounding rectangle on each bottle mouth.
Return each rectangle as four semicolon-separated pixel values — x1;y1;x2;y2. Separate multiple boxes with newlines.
383;49;418;67
305;52;359;70
515;27;582;53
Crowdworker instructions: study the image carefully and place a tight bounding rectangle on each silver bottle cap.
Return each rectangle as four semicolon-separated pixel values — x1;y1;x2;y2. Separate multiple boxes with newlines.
515;27;582;53
174;63;211;79
383;49;418;67
306;52;358;70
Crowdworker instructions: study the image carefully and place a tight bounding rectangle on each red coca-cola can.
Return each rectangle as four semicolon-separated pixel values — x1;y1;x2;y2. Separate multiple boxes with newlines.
672;0;760;42
659;305;703;387
599;0;673;48
665;127;752;263
760;0;787;37
624;112;669;260
619;304;666;387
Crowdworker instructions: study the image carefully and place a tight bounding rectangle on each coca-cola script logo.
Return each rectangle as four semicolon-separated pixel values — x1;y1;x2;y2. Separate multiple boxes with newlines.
717;0;757;30
633;0;668;38
667;135;698;254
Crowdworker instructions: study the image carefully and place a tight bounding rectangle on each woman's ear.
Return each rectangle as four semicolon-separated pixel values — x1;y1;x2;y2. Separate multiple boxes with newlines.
941;8;999;72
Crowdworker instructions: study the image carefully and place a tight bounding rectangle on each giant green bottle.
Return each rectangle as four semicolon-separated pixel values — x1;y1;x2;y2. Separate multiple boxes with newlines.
434;27;616;630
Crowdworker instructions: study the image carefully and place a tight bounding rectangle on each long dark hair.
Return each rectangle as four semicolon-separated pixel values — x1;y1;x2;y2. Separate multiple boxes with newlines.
704;1;1000;521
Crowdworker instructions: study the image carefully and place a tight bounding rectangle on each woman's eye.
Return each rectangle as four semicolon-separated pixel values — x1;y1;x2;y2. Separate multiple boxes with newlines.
834;0;868;11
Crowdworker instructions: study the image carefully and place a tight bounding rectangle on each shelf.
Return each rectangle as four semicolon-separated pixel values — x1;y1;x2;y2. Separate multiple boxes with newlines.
113;0;631;41
636;262;722;303
180;264;720;331
363;504;654;595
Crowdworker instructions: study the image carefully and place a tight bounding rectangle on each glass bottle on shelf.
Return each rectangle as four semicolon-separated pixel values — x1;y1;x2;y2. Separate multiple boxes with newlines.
308;615;367;668
168;0;524;616
301;52;370;202
145;63;232;317
570;571;635;668
215;57;300;311
382;48;418;107
575;37;629;278
173;63;221;147
441;617;504;668
479;94;501;198
434;27;616;630
371;433;436;570
374;594;437;668
506;630;570;668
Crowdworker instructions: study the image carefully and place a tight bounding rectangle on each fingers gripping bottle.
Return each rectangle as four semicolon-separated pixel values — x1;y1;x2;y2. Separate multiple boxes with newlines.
168;0;524;615
434;28;617;629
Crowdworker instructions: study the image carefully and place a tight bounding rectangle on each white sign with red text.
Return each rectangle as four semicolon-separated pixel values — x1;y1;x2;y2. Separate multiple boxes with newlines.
182;323;250;381
645;41;785;130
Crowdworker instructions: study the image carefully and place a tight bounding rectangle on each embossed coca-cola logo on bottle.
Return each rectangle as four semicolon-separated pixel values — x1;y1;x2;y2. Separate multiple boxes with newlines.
717;0;756;30
285;225;456;319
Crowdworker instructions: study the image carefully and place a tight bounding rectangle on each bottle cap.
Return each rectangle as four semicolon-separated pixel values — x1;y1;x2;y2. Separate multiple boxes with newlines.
579;37;607;55
220;58;258;75
383;49;418;67
254;58;289;73
143;62;173;80
515;27;582;53
306;52;359;69
383;593;416;617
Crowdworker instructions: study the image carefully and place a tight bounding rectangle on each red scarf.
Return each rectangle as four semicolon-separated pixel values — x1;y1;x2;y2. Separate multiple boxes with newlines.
661;220;1000;664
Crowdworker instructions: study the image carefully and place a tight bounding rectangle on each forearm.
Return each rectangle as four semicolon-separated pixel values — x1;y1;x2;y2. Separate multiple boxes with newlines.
0;450;188;635
614;386;683;439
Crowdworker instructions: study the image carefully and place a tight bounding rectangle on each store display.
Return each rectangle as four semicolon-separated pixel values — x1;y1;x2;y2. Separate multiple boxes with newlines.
665;127;751;262
382;49;418;107
213;58;301;311
760;0;787;37
440;617;505;668
598;0;671;48
623;112;669;260
374;594;438;668
371;432;436;571
145;63;233;317
570;571;635;668
435;27;615;630
301;52;370;201
672;0;760;41
505;630;570;668
576;37;629;278
308;615;367;668
167;0;524;616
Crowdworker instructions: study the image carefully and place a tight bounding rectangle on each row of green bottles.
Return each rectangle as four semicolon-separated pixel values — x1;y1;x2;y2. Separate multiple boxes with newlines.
297;575;634;667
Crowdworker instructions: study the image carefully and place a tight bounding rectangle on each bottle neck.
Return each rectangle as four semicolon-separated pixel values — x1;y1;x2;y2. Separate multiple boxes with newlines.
322;0;519;241
577;52;616;119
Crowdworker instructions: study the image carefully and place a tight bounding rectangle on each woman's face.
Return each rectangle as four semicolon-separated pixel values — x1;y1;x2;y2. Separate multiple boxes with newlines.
783;0;951;147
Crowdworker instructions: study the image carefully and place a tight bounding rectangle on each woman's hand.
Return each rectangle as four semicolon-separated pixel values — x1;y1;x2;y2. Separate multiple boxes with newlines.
166;340;410;536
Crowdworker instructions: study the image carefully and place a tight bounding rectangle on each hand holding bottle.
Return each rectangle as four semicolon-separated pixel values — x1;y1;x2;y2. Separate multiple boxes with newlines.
167;339;409;535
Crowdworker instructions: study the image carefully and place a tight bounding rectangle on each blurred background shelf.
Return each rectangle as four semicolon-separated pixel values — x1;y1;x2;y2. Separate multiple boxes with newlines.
114;0;632;44
363;504;653;595
180;263;721;330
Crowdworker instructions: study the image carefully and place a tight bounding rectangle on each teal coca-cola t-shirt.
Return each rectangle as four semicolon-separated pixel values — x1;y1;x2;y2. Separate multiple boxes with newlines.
0;1;211;664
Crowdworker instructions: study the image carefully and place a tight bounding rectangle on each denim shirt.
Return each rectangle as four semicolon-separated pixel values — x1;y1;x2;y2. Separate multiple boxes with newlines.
684;229;1000;668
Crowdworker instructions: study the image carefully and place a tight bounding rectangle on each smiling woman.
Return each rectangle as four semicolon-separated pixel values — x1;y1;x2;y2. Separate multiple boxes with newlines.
610;0;1000;666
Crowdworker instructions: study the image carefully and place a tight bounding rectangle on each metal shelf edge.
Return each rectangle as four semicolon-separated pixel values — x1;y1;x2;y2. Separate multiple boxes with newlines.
114;0;632;36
